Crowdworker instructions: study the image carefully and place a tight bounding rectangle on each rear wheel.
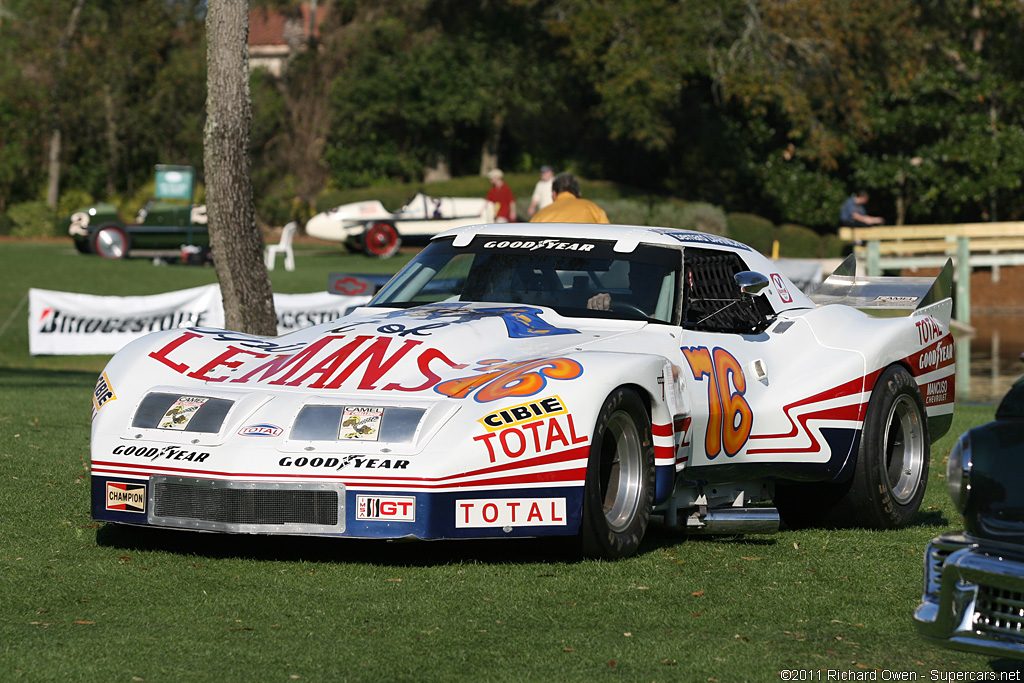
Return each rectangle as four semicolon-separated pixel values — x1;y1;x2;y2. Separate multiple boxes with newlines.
92;224;130;259
363;222;401;258
579;388;655;558
776;365;929;529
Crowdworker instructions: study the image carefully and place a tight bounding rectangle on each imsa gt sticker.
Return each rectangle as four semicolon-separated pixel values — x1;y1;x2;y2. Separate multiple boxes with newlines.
106;481;146;513
158;396;208;430
356;495;415;522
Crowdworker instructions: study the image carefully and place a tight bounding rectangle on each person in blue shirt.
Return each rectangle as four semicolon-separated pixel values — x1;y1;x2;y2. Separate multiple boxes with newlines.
840;190;884;227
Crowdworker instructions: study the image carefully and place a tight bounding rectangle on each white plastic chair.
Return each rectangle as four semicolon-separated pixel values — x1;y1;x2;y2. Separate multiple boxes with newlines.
265;221;296;271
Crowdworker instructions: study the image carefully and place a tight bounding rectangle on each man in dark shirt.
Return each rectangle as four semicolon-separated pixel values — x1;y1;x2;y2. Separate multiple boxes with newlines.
840;190;883;227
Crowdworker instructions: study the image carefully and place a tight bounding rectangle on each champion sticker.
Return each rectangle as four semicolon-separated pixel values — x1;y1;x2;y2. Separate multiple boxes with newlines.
158;396;208;430
106;481;146;513
339;406;383;440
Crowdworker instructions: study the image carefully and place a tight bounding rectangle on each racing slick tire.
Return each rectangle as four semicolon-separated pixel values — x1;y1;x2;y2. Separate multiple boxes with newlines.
775;364;929;530
579;387;655;559
92;224;130;259
362;222;402;258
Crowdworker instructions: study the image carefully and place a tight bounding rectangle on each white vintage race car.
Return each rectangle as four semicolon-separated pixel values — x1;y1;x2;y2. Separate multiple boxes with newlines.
90;223;956;558
305;193;493;258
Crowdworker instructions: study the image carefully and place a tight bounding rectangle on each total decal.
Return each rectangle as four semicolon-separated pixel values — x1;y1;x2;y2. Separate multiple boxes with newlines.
455;498;567;527
146;329;585;403
473;395;588;463
105;481;146;513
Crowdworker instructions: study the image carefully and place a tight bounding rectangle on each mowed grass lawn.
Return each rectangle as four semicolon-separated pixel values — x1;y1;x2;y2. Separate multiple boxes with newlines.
0;239;1014;681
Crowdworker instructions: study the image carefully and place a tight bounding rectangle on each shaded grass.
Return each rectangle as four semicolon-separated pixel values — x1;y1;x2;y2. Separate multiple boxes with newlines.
0;240;1013;681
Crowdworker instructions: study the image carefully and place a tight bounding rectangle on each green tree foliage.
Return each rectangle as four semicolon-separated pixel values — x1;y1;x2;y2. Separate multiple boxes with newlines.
324;0;569;186
4;0;1024;231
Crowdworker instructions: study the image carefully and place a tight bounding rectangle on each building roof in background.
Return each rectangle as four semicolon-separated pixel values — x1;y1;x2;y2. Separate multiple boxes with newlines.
249;3;327;48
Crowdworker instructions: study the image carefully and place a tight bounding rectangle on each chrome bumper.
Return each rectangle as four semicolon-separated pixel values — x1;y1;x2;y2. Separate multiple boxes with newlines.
914;533;1024;660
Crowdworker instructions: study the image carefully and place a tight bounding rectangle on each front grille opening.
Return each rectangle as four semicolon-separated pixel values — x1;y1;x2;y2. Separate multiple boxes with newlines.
975;586;1024;641
149;477;344;533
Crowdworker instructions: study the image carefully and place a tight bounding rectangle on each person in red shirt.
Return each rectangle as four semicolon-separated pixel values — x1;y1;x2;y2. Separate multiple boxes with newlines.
485;168;516;222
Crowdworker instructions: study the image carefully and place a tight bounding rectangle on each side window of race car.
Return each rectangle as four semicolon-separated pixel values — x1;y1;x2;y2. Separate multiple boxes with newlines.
681;248;771;334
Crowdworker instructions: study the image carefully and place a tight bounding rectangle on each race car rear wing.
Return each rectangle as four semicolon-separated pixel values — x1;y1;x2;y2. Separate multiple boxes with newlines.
807;255;953;313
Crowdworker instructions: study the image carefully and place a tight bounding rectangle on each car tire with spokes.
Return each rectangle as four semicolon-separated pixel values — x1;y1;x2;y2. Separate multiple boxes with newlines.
363;222;401;258
92;224;130;259
579;387;655;559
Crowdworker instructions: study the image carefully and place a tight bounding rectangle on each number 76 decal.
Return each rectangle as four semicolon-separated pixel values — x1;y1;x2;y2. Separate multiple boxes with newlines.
682;346;753;459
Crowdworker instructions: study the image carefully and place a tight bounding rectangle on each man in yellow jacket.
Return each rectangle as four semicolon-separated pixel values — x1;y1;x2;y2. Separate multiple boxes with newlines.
529;173;609;224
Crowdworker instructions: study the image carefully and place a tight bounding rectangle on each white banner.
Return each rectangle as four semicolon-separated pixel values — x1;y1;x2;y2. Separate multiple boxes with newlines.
28;285;370;356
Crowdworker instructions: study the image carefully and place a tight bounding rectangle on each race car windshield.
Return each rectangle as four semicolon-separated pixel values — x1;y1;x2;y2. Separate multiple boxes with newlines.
369;236;681;323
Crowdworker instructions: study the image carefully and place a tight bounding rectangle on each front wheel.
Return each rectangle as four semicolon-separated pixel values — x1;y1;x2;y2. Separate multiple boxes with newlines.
776;364;929;529
579;388;655;559
92;224;130;259
363;222;401;258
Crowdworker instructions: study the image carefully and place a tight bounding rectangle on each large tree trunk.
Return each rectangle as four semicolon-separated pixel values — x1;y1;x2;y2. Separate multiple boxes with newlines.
45;0;86;208
204;0;278;335
479;112;503;176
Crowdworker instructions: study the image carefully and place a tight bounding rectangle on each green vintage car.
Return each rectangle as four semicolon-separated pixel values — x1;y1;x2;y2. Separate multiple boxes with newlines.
67;199;208;259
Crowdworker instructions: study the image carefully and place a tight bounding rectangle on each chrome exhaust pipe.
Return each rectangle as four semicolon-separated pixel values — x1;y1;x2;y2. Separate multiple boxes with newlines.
685;507;779;535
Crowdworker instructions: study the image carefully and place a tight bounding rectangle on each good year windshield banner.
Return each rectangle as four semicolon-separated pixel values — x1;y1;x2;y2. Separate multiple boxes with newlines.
28;285;371;355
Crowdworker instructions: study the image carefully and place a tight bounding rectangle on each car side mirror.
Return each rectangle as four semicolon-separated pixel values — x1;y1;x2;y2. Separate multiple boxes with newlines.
735;271;770;297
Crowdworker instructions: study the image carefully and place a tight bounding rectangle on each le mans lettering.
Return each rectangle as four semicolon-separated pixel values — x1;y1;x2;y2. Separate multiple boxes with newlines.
148;331;467;391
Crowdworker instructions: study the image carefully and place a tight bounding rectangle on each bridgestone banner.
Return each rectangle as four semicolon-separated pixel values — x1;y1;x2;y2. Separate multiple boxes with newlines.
28;285;371;356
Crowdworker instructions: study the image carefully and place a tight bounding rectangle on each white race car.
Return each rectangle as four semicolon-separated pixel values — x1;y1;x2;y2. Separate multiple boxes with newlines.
90;223;955;558
305;192;493;258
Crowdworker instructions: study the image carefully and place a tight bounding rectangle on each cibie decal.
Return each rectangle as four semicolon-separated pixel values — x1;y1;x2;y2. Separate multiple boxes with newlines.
356;495;415;522
455;498;567;527
158;396;208;430
106;481;146;513
93;372;117;412
340;406;383;440
436;358;583;403
238;423;283;437
478;395;567;431
682;346;753;459
482;239;595;252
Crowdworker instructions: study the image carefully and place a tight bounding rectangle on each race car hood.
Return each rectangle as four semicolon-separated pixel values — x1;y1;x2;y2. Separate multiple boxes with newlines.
138;302;643;397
